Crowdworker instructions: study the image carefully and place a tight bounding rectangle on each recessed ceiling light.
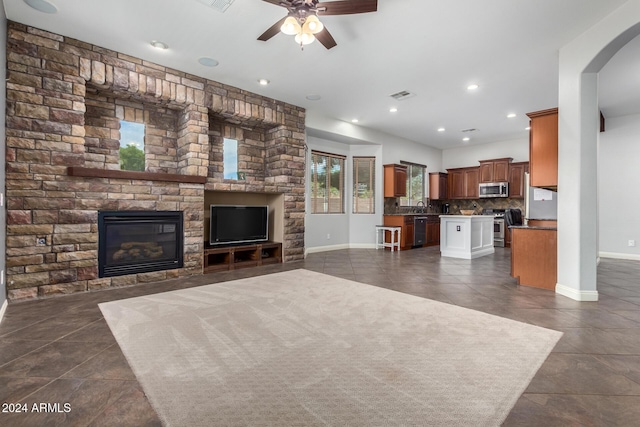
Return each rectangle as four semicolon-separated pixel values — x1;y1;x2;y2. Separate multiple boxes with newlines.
150;40;168;50
198;57;219;67
306;94;321;101
437;127;445;132
23;0;57;13
389;107;398;113
351;119;359;123
462;137;470;142
507;113;517;118
467;84;479;91
258;79;270;86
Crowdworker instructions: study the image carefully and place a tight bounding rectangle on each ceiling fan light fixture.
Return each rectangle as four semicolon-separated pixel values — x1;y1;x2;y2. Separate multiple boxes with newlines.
281;16;301;35
303;15;324;34
295;31;315;45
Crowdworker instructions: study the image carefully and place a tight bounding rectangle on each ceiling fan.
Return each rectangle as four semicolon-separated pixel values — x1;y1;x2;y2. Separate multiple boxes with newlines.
258;0;378;49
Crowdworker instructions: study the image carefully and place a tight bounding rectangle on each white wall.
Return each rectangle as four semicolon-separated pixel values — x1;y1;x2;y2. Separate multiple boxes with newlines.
305;136;383;252
442;138;529;170
598;113;640;259
557;0;640;301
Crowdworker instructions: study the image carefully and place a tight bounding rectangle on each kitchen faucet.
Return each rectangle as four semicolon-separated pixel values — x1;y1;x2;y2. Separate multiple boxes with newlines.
416;200;425;213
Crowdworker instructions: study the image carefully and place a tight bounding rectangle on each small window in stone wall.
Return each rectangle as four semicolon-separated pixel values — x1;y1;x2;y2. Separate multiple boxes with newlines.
223;138;242;180
119;121;145;171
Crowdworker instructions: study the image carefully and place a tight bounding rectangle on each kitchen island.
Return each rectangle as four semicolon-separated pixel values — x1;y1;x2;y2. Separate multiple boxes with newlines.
440;215;494;259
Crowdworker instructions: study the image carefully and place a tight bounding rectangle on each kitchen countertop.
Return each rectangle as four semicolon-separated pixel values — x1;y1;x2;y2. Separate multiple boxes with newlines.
384;213;442;216
509;225;558;231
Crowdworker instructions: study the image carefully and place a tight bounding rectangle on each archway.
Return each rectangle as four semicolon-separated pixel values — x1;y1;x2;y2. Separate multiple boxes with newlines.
557;0;640;301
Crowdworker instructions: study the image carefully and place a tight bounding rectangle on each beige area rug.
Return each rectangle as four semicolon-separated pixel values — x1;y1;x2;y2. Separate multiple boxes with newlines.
99;269;562;426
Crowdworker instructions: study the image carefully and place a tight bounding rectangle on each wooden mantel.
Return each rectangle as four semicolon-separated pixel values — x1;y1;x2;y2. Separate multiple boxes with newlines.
67;167;207;184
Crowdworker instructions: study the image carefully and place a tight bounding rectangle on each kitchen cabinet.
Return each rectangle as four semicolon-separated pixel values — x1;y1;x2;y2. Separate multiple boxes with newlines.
426;216;440;246
447;169;465;199
465;168;479;199
428;172;448;200
508;162;529;199
383;215;415;250
384;164;408;197
446;167;479;199
479;158;512;183
527;108;558;190
527;219;557;228
511;227;557;290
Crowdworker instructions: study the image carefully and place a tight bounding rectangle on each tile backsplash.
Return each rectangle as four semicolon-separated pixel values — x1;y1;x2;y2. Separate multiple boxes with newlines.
384;197;524;215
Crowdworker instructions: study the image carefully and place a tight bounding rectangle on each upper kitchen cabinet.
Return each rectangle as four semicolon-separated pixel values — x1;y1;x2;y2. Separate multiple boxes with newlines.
465;168;479;198
447;167;479;199
428;172;448;200
479;158;512;183
527;108;558;189
508;162;529;198
383;164;407;197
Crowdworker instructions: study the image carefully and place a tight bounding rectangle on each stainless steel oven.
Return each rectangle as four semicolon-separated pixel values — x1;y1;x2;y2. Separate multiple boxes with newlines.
494;217;505;247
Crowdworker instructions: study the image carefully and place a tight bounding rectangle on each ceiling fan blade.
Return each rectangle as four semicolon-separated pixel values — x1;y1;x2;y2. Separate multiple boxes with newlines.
315;27;337;49
258;17;287;41
317;0;377;16
261;0;289;6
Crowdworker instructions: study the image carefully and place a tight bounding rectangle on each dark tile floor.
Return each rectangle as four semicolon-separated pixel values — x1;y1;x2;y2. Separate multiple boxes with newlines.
1;247;640;426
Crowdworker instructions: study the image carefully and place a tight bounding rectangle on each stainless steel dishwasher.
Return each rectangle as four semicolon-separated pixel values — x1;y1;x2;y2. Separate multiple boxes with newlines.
414;217;427;246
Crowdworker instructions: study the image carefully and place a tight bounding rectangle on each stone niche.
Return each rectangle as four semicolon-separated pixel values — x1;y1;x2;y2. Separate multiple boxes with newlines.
4;22;306;301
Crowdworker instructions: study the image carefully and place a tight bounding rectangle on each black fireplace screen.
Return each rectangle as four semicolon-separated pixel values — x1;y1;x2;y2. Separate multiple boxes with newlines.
98;211;184;278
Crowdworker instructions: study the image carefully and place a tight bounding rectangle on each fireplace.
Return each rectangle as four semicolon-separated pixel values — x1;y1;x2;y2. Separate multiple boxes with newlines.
98;211;184;278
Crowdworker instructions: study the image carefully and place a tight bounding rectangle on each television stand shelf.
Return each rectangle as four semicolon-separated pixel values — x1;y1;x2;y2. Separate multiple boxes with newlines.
203;242;282;273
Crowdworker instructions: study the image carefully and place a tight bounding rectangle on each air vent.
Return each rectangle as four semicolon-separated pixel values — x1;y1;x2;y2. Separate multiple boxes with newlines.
196;0;235;12
461;128;478;133
389;91;416;101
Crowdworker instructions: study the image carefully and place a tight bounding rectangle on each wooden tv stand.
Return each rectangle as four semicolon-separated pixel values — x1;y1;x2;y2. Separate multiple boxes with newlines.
203;242;282;273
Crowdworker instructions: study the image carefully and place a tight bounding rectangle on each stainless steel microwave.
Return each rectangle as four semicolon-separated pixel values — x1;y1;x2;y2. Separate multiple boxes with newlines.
479;182;509;198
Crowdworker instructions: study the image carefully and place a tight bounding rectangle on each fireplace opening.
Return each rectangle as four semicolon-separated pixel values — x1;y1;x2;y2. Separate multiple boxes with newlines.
98;211;184;278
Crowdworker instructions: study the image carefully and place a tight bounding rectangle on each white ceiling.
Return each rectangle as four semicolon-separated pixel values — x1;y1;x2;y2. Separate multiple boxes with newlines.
3;0;635;149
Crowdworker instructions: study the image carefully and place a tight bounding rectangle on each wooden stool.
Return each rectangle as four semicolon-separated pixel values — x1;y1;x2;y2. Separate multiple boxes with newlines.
375;226;401;252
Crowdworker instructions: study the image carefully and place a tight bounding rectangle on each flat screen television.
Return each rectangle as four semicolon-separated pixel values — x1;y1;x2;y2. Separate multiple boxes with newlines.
209;205;269;246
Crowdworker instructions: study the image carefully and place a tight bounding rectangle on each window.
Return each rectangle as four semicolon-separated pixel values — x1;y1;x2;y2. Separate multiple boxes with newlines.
400;162;426;206
223;138;239;180
119;121;145;171
353;157;375;214
310;151;345;214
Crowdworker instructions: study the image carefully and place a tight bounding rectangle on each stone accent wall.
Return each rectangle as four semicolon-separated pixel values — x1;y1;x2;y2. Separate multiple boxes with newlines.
85;89;180;173
5;22;306;301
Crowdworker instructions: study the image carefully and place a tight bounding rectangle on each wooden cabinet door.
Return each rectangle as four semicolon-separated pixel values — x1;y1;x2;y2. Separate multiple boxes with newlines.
384;164;408;197
464;168;479;199
527;108;558;189
479;162;494;183
480;158;511;183
508;162;529;198
404;223;414;248
426;220;440;246
493;159;510;182
447;170;465;199
394;166;407;197
429;172;448;200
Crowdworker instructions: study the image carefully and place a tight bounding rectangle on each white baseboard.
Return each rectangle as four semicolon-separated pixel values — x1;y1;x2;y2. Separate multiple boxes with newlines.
0;299;8;325
305;243;376;256
599;251;640;261
555;283;599;301
347;243;377;249
305;244;350;256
